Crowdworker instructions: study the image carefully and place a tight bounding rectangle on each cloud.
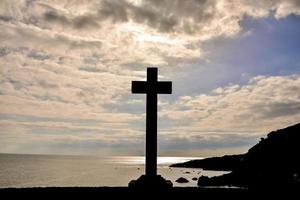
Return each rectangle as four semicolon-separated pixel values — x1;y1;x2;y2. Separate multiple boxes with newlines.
2;0;300;67
1;0;300;155
0;120;144;155
161;75;300;134
275;0;300;18
43;10;100;29
0;15;12;22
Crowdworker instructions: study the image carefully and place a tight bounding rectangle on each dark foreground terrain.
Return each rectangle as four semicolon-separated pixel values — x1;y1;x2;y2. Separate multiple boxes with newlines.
0;187;297;199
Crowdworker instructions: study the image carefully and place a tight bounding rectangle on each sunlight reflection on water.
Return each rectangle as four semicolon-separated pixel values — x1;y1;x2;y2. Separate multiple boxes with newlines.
111;156;203;165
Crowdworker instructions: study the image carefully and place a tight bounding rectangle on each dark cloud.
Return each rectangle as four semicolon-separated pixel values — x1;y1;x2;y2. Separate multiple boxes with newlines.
7;78;24;90
0;15;13;22
44;10;100;29
158;133;258;151
129;4;178;32
0;113;101;125
44;10;69;24
0;47;49;59
39;0;300;36
42;1;128;29
32;94;66;102
41;0;214;34
253;101;300;119
97;0;195;33
73;15;99;29
98;0;129;23
27;50;52;60
83;54;102;65
78;66;106;73
0;22;101;50
102;0;218;34
0;47;11;57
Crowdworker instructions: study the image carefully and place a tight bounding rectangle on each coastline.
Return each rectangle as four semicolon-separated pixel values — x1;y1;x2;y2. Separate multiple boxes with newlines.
170;123;300;188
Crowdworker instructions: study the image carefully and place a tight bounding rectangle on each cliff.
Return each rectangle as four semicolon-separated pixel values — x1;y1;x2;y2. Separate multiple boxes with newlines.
197;123;300;188
171;123;300;188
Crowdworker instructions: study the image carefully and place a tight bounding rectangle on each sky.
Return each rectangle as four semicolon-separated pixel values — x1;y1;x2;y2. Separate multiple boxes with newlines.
0;0;300;157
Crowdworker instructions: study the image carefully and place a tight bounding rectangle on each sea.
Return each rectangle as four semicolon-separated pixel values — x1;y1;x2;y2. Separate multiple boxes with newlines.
0;154;230;188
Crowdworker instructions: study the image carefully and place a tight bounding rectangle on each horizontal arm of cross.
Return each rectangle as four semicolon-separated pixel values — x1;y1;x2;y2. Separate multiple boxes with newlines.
132;81;172;94
156;81;172;94
132;81;147;93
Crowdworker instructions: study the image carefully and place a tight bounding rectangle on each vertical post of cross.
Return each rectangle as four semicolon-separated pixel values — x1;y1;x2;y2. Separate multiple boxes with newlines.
132;67;172;178
146;68;158;176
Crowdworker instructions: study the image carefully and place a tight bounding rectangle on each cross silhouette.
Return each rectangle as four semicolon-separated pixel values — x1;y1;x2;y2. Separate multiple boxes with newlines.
132;67;172;177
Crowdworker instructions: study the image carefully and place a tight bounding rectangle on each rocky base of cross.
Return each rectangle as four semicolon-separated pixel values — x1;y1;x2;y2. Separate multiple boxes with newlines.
128;175;173;189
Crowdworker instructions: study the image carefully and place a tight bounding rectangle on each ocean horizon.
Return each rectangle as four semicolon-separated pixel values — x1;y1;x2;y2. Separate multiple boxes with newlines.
0;153;229;188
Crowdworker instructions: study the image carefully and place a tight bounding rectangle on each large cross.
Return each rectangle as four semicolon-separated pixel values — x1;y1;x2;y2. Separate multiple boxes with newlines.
132;67;172;177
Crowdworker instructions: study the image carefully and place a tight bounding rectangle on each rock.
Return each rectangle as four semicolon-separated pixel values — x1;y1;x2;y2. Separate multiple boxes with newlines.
175;177;189;183
197;176;210;186
192;177;198;181
184;171;191;174
129;175;173;189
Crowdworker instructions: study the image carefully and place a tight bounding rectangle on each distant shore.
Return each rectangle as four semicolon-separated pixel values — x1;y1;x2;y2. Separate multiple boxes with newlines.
170;154;243;171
